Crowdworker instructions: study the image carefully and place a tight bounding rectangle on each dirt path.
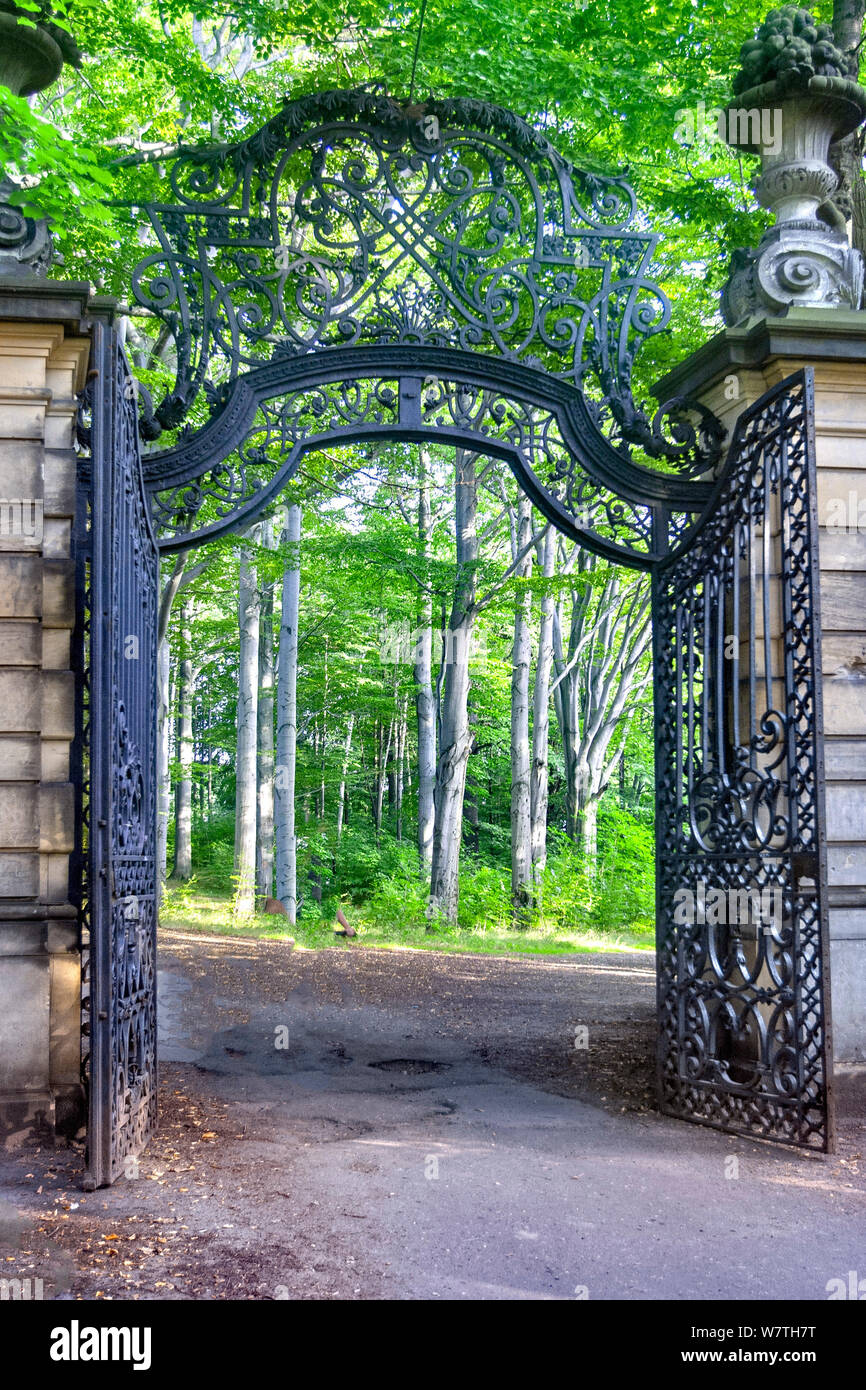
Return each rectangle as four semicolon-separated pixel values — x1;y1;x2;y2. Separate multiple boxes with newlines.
0;932;863;1300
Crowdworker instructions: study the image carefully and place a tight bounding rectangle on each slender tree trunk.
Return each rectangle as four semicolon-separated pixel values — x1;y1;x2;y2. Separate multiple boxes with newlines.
336;712;355;842
531;527;555;880
429;450;477;924
414;448;436;871
173;601;194;879
156;637;171;895
374;717;394;838
275;505;301;924
319;639;328;818
395;696;407;842
256;582;275;900
510;494;533;922
234;544;260;915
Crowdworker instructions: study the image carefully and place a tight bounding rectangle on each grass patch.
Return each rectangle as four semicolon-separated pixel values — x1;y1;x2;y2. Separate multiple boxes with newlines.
159;880;655;956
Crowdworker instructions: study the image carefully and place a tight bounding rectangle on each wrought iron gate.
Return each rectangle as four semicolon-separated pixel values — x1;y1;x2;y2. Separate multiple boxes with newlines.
82;324;159;1188
77;94;835;1179
653;369;833;1151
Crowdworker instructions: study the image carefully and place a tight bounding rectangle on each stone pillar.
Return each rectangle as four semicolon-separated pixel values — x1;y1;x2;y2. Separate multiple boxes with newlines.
0;282;91;1144
656;309;866;1062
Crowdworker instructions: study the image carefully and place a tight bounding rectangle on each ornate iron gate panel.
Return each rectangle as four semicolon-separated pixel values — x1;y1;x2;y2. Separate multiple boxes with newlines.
83;324;159;1188
653;369;833;1151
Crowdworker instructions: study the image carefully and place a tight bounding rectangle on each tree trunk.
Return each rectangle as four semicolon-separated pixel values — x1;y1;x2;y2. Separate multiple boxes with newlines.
429;450;477;924
414;448;436;871
275;505;301;924
234;542;260;915
336;712;355;842
374;717;394;838
156;636;171;896
531;527;555;880
509;494;533;923
552;557;651;860
172;601;194;879
256;582;275;901
395;696;407;842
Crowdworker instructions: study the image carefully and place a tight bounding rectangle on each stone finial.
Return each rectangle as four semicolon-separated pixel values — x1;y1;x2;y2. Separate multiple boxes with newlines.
721;6;866;323
0;3;82;279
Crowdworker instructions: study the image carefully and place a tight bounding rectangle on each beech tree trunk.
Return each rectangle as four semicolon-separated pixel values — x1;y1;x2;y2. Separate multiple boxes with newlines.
414;448;436;871
233;542;260;915
256;581;275;901
275;505;301;923
509;493;533;922
172;601;194;880
531;527;555;880
552;553;651;859
429;450;478;924
157;637;171;893
336;712;355;842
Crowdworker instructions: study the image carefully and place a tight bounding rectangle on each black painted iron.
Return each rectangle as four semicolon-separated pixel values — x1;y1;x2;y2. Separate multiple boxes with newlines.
80;323;159;1188
125;89;724;552
654;369;832;1150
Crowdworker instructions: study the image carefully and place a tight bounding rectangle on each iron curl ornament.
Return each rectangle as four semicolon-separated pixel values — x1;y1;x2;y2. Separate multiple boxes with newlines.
126;89;725;499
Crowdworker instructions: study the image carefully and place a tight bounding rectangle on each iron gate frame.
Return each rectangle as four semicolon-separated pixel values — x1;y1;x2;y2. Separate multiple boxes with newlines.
81;321;159;1189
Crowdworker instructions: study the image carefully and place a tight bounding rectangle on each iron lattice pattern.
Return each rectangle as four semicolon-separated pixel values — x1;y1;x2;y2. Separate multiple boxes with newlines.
653;370;832;1150
83;328;159;1186
150;373;679;557
133;91;676;437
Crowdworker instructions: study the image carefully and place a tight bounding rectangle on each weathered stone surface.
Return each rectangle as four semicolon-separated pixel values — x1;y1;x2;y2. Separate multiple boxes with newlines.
42;517;70;560
41;560;74;627
39;853;71;905
829;939;866;1061
825;737;866;779
42;450;76;517
0;555;40;617
38;784;73;853
0;669;39;730
826;782;866;842
828;843;866;885
0;620;39;665
39;739;68;782
821;678;866;735
0;955;49;1089
40;628;69;670
0;783;37;848
0;734;39;778
49;952;80;1088
0;851;38;898
40;671;74;739
0;440;42;497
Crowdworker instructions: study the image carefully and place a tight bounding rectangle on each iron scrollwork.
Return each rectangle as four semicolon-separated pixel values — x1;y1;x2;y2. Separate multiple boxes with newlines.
653;369;832;1150
127;87;724;539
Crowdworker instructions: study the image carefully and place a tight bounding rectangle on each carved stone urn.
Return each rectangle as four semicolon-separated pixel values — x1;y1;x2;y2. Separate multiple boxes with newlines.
721;74;866;323
0;3;81;278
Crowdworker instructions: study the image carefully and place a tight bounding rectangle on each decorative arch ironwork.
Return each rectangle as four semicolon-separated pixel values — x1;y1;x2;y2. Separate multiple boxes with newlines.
123;88;725;555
